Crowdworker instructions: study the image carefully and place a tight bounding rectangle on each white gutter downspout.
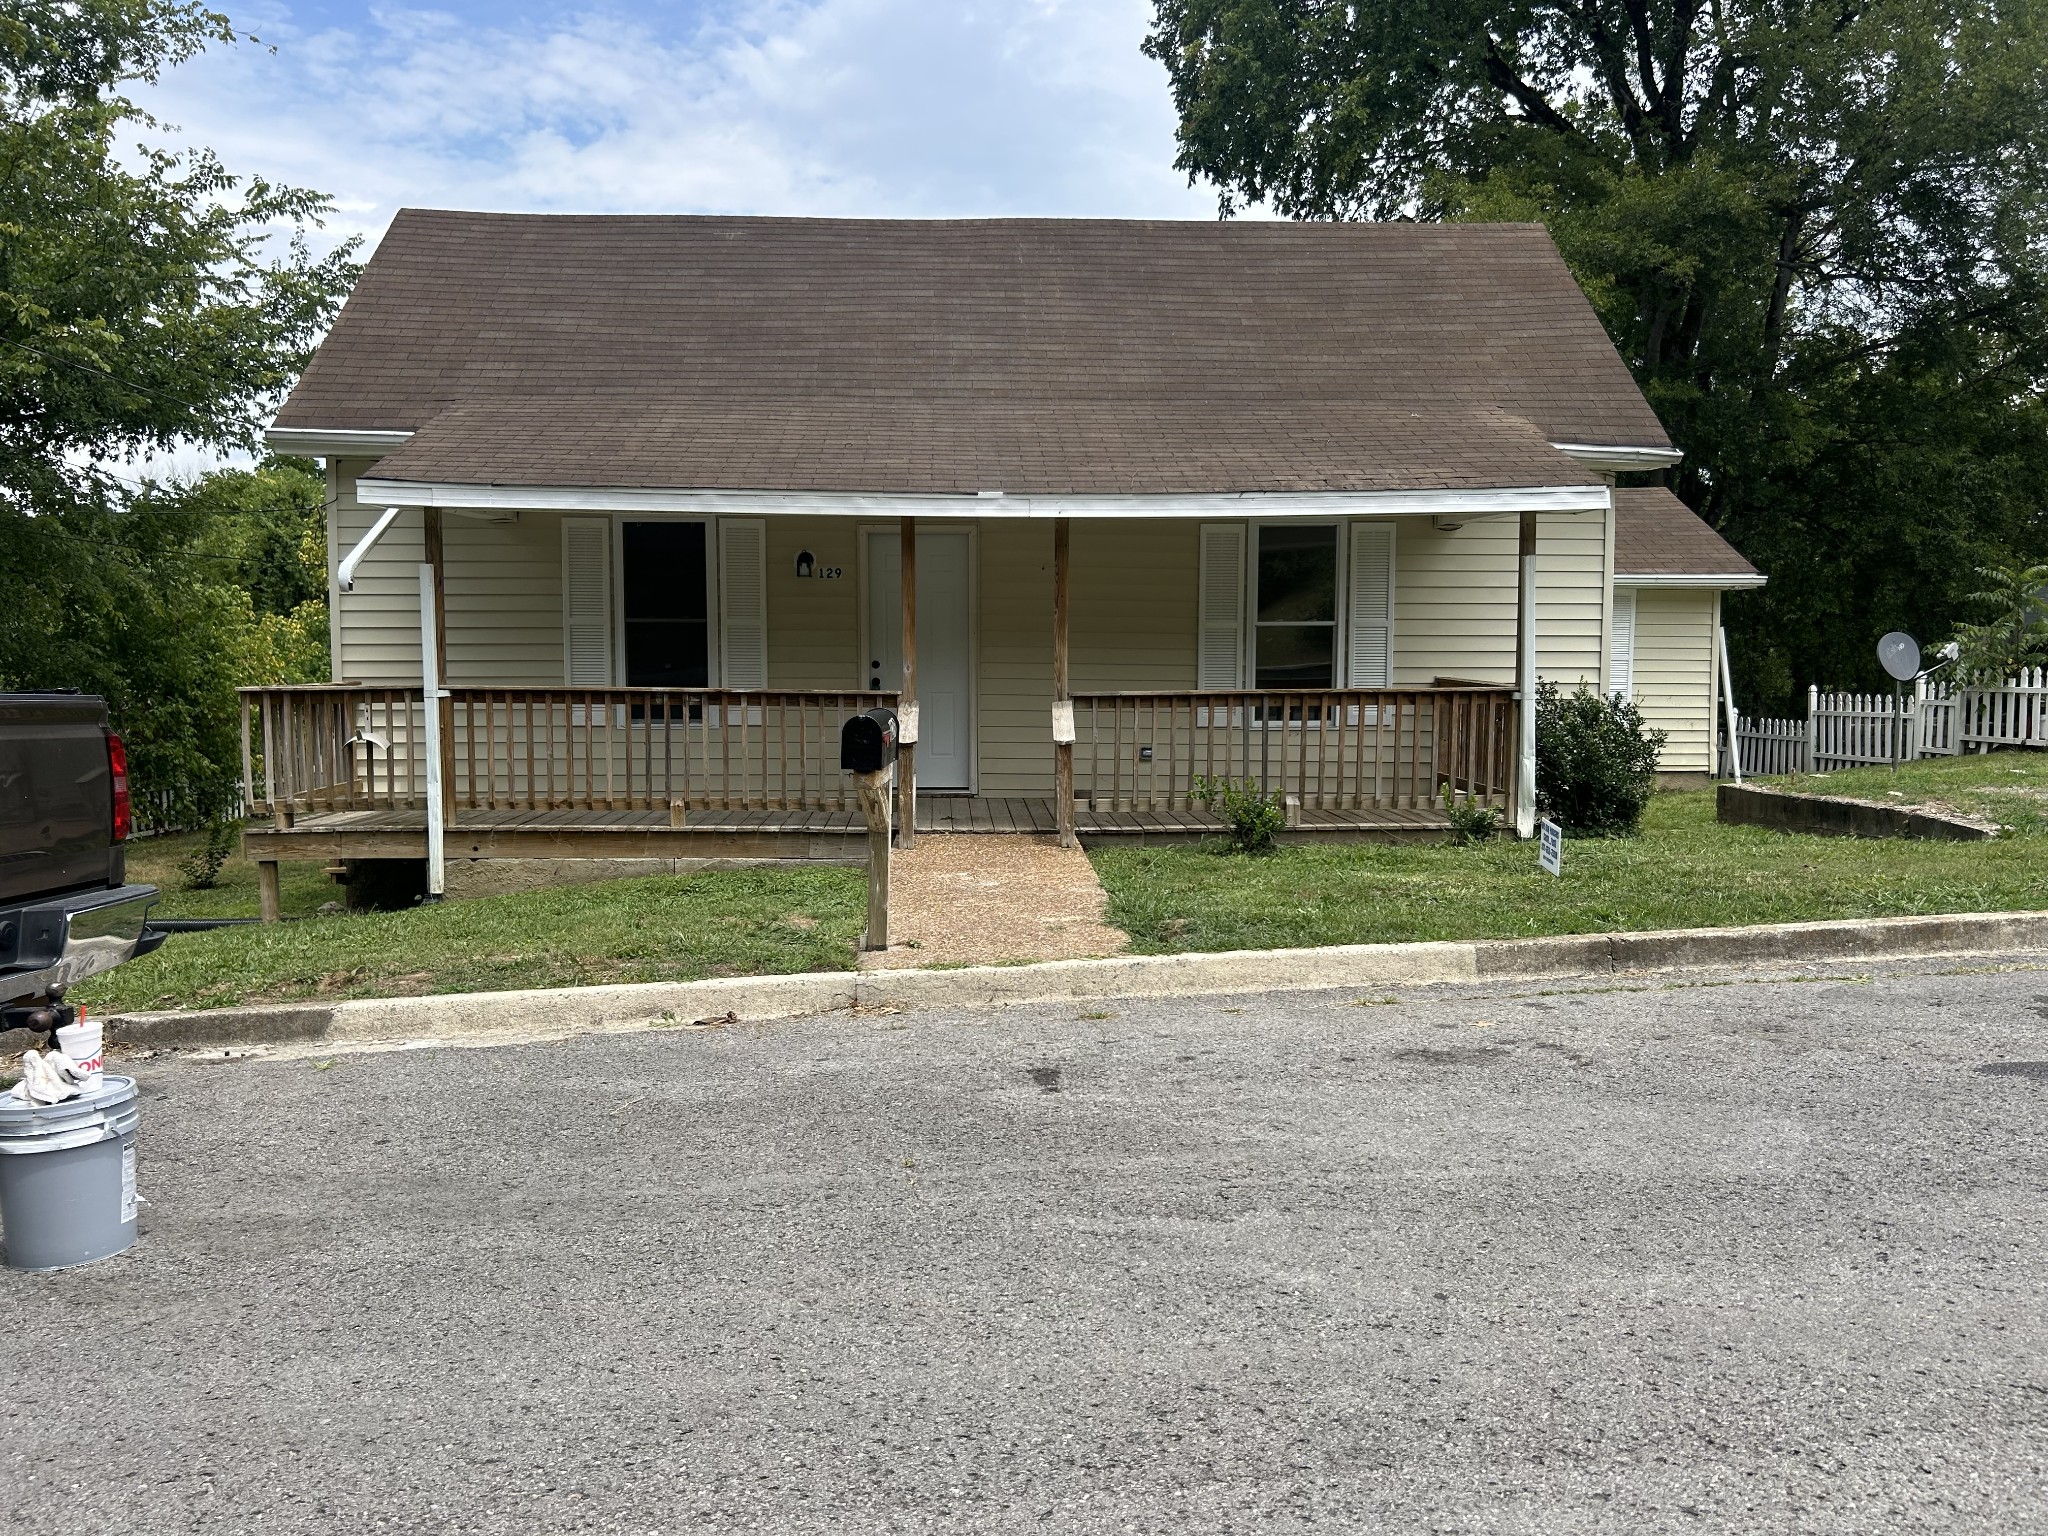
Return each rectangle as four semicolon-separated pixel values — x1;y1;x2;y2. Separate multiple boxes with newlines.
337;506;403;593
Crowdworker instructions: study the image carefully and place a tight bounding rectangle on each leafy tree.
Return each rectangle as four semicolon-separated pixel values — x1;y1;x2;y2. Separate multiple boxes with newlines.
0;3;353;807
1145;0;2048;711
0;458;331;815
1950;562;2048;686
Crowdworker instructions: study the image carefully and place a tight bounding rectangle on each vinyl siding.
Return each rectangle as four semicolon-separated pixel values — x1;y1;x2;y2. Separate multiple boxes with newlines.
446;508;564;683
1631;587;1717;771
976;521;1053;795
326;490;1623;788
766;519;859;689
333;459;568;685
1391;511;1608;689
331;457;426;683
1070;520;1199;692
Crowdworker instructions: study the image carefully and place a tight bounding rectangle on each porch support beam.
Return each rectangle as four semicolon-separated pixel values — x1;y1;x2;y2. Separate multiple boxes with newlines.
897;516;917;849
1515;511;1539;839
1053;517;1075;848
418;561;448;899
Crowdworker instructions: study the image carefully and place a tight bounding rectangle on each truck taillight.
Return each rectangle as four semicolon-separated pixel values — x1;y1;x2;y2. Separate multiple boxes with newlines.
107;731;131;842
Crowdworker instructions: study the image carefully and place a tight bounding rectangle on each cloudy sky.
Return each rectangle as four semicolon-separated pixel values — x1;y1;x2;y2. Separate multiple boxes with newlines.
136;0;1223;259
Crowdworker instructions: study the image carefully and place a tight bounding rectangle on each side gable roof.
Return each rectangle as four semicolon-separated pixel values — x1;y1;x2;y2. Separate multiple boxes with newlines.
1613;488;1762;582
277;211;1672;497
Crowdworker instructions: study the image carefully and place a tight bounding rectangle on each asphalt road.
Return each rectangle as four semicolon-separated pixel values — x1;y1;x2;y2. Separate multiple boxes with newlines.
5;957;2046;1534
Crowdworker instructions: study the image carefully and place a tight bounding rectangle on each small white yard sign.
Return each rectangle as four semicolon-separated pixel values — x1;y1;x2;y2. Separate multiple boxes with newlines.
1538;818;1563;877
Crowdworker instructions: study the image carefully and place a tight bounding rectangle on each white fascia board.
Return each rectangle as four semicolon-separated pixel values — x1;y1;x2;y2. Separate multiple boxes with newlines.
265;426;415;457
1616;573;1767;589
352;479;1612;519
1552;441;1685;472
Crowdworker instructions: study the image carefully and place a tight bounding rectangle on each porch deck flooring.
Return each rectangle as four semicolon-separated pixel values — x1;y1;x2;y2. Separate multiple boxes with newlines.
246;798;1454;856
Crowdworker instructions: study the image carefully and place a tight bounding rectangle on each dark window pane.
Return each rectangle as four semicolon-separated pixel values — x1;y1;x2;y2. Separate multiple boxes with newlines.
1257;525;1337;623
624;622;710;687
622;522;707;623
622;522;709;686
1255;625;1333;689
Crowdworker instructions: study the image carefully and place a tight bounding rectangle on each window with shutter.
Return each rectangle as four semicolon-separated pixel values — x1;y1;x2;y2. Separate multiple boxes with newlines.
1609;587;1637;699
1253;523;1340;688
718;518;768;689
620;521;709;685
561;516;614;685
1346;522;1394;688
1198;523;1246;689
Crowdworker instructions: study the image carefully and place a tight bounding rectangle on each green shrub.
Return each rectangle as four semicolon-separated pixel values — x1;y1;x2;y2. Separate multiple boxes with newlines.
1440;781;1501;845
176;820;237;890
1192;775;1287;854
1535;682;1667;836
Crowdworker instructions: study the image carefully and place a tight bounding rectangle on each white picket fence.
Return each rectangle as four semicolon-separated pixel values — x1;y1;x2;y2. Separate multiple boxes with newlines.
1720;670;2048;776
132;783;247;838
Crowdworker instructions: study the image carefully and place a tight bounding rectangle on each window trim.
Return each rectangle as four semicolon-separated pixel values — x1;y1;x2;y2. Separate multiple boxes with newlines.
613;513;718;688
1247;519;1348;693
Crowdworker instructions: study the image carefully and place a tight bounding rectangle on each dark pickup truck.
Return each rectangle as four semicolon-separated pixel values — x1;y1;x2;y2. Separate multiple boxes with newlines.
0;693;165;1025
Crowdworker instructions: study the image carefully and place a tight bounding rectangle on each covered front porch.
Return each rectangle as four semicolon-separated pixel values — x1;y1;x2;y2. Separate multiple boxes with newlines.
237;677;1515;916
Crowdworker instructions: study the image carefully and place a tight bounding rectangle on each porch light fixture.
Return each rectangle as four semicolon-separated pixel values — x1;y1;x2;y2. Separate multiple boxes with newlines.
795;550;814;578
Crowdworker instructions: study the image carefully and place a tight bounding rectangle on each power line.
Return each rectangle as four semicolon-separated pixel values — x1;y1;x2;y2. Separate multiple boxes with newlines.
0;336;231;418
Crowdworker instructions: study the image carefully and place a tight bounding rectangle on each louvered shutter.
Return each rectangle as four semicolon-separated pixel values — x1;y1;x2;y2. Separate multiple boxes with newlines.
1197;523;1246;689
1609;587;1636;699
718;518;768;689
561;516;614;685
1346;522;1394;688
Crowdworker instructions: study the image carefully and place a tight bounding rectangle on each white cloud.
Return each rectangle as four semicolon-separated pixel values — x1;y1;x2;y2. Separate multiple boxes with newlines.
135;0;1223;258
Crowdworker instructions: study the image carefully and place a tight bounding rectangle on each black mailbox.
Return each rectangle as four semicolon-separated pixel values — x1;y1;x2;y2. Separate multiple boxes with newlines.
840;706;899;774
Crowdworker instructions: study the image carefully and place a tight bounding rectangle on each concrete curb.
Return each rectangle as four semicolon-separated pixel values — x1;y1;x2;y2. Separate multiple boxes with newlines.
101;908;2048;1052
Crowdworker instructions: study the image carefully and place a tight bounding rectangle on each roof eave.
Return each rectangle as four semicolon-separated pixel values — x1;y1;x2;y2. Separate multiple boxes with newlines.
1553;442;1684;472
1616;572;1766;588
266;426;415;458
351;479;1613;518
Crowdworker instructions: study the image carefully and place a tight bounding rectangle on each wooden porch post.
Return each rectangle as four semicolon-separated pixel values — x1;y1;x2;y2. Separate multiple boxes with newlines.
1514;511;1539;838
896;516;917;849
256;859;281;924
1053;517;1075;847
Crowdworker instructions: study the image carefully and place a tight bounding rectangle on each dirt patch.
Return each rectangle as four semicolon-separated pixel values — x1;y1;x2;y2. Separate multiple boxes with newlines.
859;833;1129;970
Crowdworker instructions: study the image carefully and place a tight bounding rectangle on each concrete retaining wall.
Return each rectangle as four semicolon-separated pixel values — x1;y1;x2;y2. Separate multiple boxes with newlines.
1717;783;1994;841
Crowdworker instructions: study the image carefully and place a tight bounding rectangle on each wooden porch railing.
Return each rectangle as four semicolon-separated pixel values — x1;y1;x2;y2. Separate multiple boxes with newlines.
241;686;899;819
1071;688;1517;813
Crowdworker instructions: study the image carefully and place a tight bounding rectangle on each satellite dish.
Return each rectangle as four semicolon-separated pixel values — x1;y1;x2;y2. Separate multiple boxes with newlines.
1878;631;1922;682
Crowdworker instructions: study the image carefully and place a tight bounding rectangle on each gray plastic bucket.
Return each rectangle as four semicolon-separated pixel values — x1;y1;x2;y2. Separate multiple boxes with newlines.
0;1074;140;1271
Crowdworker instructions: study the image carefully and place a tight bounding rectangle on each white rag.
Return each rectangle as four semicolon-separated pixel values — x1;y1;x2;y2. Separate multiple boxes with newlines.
9;1048;90;1105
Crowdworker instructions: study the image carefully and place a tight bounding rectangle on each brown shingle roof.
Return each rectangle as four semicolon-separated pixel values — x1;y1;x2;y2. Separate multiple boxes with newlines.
278;211;1672;495
365;395;1600;496
1613;488;1761;579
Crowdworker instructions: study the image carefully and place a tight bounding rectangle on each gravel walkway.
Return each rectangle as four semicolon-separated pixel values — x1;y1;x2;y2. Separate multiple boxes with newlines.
860;832;1128;968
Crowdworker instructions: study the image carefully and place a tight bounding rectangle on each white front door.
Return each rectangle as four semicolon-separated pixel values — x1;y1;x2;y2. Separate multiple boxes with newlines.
866;529;973;791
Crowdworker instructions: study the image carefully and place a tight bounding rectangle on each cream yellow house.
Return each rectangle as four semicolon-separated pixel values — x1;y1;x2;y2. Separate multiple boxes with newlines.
243;211;1760;905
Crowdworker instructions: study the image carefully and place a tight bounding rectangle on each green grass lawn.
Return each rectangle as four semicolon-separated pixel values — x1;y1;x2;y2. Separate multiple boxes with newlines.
123;827;333;920
82;752;2048;1009
1760;751;2048;834
1091;777;2048;956
75;866;865;1014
